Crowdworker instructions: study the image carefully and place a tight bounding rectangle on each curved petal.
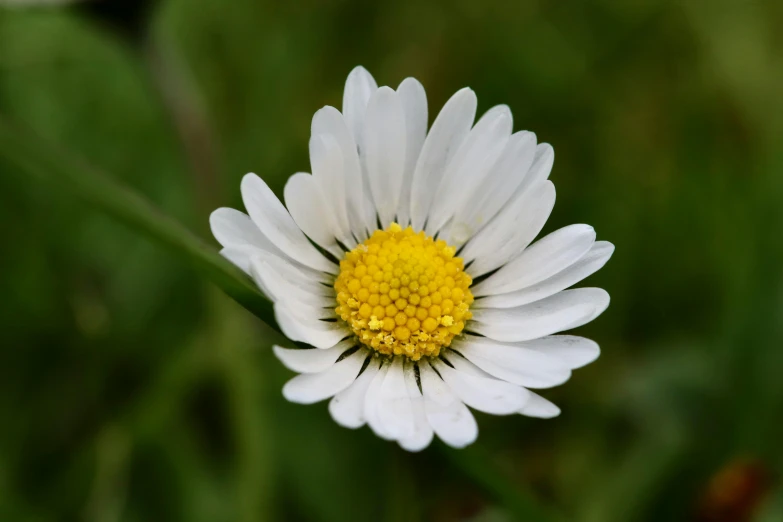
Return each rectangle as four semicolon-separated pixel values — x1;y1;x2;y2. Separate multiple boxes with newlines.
410;88;477;231
274;303;348;349
219;246;261;276
249;254;334;311
451;336;571;389
273;339;356;373
470;288;610;342
225;238;329;290
425;105;512;236
210;207;275;251
243;242;334;298
282;348;368;404
433;357;530;414
311;106;372;240
516;143;554;196
376;356;415;440
240;173;336;274
420;362;477;448
329;358;381;429
364;86;407;227
343;67;381;233
342;66;378;146
462;181;556;276
396;77;428;227
249;247;332;285
364;362;395;440
476;241;615;308
519;392;561;418
474;224;596;297
518;335;601;370
398;360;434;452
283;172;343;257
445;131;537;245
309;134;354;246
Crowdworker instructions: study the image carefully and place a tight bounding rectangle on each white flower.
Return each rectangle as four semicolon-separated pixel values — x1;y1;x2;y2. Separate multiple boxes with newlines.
210;66;614;451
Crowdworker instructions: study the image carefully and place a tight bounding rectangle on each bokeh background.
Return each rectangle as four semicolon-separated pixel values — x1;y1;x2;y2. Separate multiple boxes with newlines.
1;0;782;521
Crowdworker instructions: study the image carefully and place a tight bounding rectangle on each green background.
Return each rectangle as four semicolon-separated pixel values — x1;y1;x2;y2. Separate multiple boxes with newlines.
1;1;782;521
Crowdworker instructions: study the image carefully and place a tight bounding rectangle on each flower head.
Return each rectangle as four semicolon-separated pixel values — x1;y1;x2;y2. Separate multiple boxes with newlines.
210;66;613;451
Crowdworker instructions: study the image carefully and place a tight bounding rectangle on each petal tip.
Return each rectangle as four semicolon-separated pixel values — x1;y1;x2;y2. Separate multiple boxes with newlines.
240;172;263;195
271;345;288;364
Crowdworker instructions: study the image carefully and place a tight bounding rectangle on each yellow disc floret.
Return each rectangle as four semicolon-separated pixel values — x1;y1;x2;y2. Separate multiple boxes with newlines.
335;223;473;360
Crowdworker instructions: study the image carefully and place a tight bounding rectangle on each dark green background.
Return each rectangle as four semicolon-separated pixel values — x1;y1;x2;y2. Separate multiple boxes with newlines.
1;1;782;521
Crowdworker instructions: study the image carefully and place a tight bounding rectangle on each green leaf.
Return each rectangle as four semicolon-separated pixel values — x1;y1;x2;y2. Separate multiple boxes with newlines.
0;115;278;332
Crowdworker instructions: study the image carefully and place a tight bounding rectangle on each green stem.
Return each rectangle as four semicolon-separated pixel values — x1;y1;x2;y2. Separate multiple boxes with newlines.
0;115;278;332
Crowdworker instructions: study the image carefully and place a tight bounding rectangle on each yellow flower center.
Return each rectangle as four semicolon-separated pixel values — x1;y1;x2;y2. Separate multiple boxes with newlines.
334;223;473;361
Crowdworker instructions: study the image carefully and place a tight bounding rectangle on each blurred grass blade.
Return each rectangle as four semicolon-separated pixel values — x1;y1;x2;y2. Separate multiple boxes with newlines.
0;115;277;330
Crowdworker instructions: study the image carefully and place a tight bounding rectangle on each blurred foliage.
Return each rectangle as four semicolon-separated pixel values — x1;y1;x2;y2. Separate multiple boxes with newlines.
1;0;782;521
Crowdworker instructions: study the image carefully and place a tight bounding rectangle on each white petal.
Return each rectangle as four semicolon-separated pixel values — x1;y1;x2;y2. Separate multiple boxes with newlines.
398;360;434;452
273;339;356;373
250;247;331;284
282;348;368;404
519;335;601;369
279;296;336;321
311;106;371;240
516;143;554;196
236;244;329;297
432;357;530;414
395;78;428;227
426;105;513;236
222;237;330;289
446;131;537;245
274;303;348;349
329;358;381;429
519;392;561;418
219;246;257;275
470;288;610;342
240;173;336;274
462;181;556;276
409;88;477;231
309;134;354;246
476;241;615;308
283;172;342;257
249;253;334;311
342;66;378;147
451;336;571;389
364;362;395;440
376;357;415;440
360;182;378;237
474;224;596;297
420;362;477;448
364;86;407;227
210;207;275;251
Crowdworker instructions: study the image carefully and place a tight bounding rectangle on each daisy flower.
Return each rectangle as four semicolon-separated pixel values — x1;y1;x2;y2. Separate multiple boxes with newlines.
210;66;613;451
